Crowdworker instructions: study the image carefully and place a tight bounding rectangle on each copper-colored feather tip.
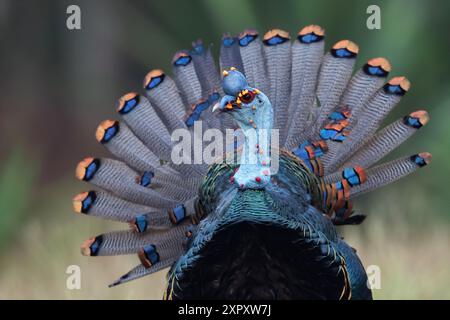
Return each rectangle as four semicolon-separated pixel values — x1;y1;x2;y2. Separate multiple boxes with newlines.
80;237;96;256
388;76;411;92
75;157;95;180
72;191;89;213
222;70;229;77
354;166;367;184
117;92;138;112
367;57;392;73
418;152;432;164
410;110;430;125
143;69;164;89
298;25;325;37
263;29;290;41
332;40;359;54
95;119;119;143
239;28;259;39
172;51;192;66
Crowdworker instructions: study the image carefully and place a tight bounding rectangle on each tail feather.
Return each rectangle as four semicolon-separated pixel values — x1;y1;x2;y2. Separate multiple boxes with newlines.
326;110;429;178
284;25;325;149
238;29;268;93
220;33;244;72
311;40;359;138
75;157;181;207
172;50;203;106
144;70;188;131
74;25;432;287
80;223;189;257
263;29;292;136
324;76;410;171
116;93;173;162
95;119;166;174
109;258;177;288
341;57;391;122
191;39;222;97
73;190;158;221
349;153;431;198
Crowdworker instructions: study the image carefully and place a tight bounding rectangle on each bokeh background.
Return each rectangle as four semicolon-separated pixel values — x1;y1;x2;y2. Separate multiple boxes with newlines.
0;0;449;299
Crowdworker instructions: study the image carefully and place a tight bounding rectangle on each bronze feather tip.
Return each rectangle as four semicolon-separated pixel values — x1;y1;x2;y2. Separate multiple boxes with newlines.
332;40;359;54
172;51;192;67
239;28;259;39
95;120;119;143
72;191;96;214
117;92;139;114
75;157;99;181
388;76;411;92
410;110;430;126
298;25;325;37
80;237;97;256
367;57;392;72
143;69;165;90
238;29;259;46
263;29;290;46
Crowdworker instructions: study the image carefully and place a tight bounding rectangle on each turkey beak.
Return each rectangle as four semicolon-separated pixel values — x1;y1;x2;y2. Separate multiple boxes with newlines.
212;102;221;113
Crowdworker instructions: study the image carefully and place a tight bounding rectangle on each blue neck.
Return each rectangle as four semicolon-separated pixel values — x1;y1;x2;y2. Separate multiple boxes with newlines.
233;103;273;189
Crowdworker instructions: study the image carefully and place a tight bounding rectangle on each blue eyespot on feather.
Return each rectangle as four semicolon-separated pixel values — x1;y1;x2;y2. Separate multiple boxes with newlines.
238;29;258;47
342;167;366;187
168;204;186;225
138;171;154;187
73;191;97;214
138;244;160;268
363;58;391;77
172;51;192;67
96;120;119;144
76;157;100;182
410;153;432;167
403;110;429;129
263;29;290;46
131;214;148;233
297;25;324;44
191;39;204;55
331;40;359;58
222;36;235;47
383;77;410;96
118;93;140;114
144;69;165;90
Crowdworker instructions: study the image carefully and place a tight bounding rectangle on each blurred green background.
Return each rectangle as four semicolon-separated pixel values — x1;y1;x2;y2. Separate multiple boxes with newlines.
0;0;449;299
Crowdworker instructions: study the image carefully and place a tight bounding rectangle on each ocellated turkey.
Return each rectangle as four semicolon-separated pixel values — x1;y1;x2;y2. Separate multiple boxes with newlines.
73;26;431;300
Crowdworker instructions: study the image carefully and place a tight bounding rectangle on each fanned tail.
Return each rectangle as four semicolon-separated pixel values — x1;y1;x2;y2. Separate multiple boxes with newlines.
74;24;431;287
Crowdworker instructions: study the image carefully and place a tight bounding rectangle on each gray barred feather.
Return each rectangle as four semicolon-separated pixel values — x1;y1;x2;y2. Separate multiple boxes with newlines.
74;190;159;222
263;29;292;139
311;42;358;138
77;158;179;207
109;259;177;287
145;73;187;131
117;94;173;161
350;154;430;198
90;224;189;256
220;34;244;72
341;113;426;171
341;59;391;124
172;51;203;106
238;30;268;93
284;27;325;149
97;121;165;173
324;77;409;172
191;40;222;95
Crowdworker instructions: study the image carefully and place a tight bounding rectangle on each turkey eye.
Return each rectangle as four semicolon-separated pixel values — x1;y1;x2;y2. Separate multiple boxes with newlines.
240;91;255;103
